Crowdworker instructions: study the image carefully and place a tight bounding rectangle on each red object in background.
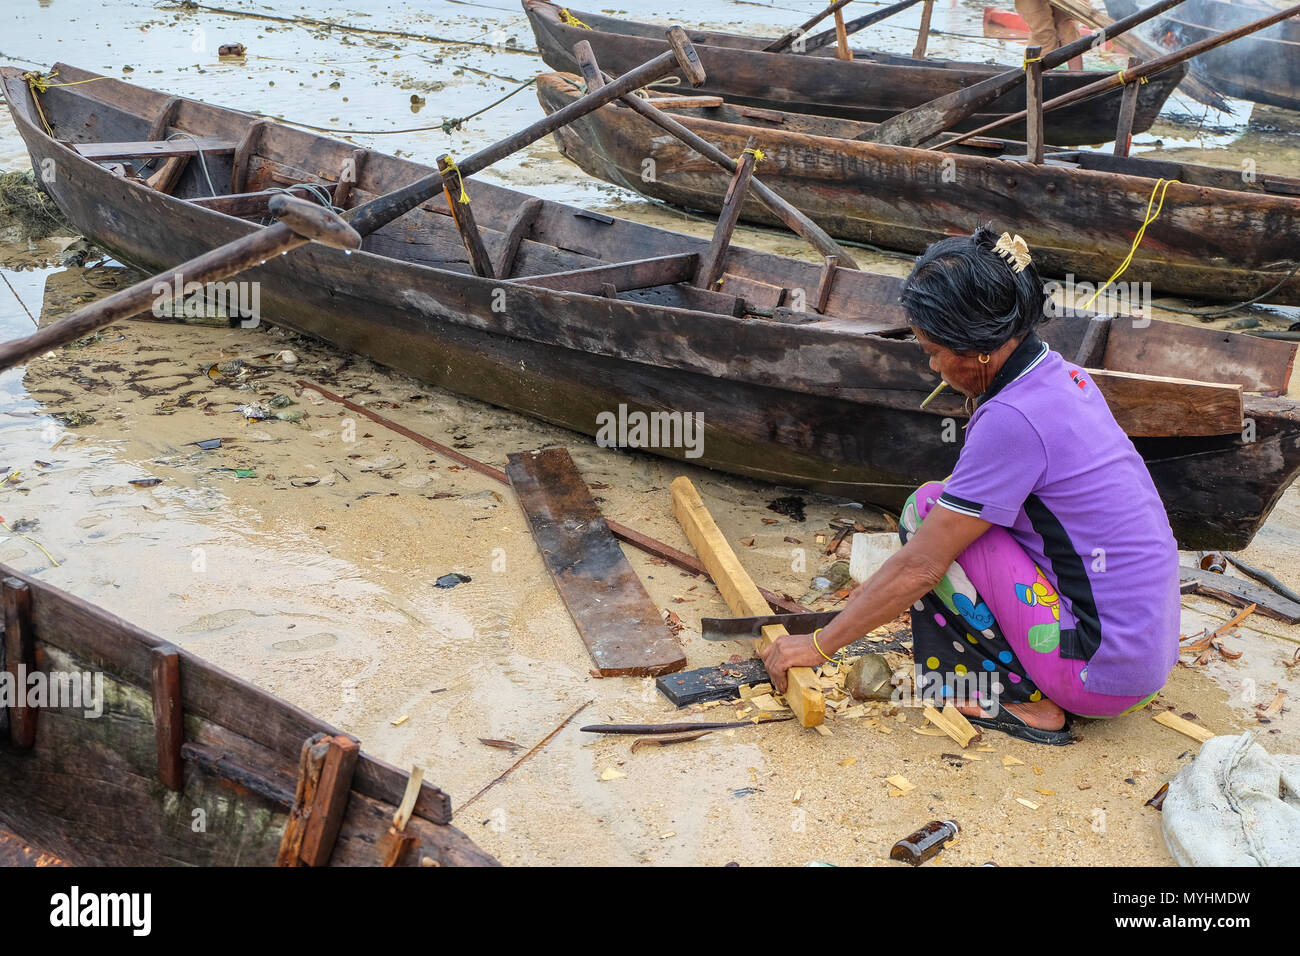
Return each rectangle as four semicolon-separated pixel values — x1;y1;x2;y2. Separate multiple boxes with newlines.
982;6;1114;49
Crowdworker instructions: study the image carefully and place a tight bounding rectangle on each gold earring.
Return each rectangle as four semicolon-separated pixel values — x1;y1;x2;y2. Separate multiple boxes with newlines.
978;353;991;364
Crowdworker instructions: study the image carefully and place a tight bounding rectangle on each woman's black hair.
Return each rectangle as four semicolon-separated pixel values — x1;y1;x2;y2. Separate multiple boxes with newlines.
898;224;1051;354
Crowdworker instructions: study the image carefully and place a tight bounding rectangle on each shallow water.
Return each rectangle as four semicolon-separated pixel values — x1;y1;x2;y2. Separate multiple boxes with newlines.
1;0;1298;865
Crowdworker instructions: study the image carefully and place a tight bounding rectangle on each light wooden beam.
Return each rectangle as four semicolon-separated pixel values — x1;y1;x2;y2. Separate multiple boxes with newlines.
670;477;825;727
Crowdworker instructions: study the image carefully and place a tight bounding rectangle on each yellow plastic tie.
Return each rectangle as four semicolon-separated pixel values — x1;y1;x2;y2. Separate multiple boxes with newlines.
1081;178;1179;310
1022;54;1043;69
742;146;765;163
442;156;470;204
560;8;593;29
1117;69;1149;86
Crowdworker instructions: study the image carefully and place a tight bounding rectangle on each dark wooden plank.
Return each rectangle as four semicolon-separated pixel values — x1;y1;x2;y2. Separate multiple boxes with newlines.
695;136;759;290
231;120;270;194
332;147;368;209
150;645;184;792
438;155;496;278
299;735;360;867
1024;46;1045;165
3;577;35;749
1089;370;1243;437
813;255;839;315
912;0;934;58
1179;566;1300;624
1073;314;1113;367
73;137;235;161
513;253;698;295
277;733;330;866
1113;57;1142;158
506;447;686;676
1103;321;1296;395
492;196;544;278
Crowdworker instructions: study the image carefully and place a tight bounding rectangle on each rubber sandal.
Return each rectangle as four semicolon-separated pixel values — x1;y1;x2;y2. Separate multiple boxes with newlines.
967;707;1074;747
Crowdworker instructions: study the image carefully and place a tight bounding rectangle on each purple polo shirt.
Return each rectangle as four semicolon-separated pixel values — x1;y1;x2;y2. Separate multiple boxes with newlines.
937;334;1180;697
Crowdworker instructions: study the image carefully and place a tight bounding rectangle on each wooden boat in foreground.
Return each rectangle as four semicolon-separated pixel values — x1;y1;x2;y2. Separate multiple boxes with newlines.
0;565;496;866
3;64;1298;550
522;0;1186;146
535;72;1300;306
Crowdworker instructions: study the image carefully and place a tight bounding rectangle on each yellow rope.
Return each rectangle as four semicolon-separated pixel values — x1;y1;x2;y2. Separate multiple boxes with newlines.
0;516;60;568
441;156;470;204
742;146;765;163
1081;178;1179;311
559;8;593;29
24;70;118;137
1116;69;1149;86
1022;54;1043;69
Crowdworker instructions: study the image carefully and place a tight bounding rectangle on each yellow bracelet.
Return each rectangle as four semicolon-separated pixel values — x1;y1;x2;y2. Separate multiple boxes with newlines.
812;628;837;663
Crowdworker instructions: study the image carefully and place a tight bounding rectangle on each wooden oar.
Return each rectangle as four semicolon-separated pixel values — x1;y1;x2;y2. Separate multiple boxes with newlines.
862;0;1190;147
346;27;705;238
572;41;861;269
800;0;926;54
930;1;1300;151
763;0;855;53
0;196;358;372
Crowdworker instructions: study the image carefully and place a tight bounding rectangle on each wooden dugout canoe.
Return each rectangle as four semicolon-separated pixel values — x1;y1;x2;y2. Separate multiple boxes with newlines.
536;72;1300;306
522;0;1187;146
1107;0;1300;110
0;566;496;866
3;64;1299;551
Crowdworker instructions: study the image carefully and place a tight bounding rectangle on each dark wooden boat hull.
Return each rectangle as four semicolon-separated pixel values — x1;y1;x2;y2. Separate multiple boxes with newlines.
3;65;1299;551
523;0;1187;146
0;566;496;866
536;74;1300;306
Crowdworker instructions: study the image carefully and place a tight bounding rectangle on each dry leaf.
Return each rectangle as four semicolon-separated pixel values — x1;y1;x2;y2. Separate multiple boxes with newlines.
478;737;523;753
599;767;626;781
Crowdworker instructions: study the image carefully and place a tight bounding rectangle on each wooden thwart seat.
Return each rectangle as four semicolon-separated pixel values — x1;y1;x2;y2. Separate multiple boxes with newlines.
73;137;236;162
511;253;699;294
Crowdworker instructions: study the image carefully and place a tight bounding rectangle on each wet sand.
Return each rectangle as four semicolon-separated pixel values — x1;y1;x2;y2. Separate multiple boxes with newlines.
1;0;1297;866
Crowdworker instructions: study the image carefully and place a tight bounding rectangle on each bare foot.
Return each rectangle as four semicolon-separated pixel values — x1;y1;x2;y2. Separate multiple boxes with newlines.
954;699;1066;730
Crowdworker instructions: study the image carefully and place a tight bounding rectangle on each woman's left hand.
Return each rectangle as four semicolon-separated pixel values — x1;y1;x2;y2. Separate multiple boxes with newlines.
757;632;826;694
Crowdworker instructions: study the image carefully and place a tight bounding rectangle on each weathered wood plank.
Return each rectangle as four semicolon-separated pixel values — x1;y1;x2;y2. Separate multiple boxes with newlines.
507;448;686;676
1113;57;1142;158
3;577;35;748
695;136;759;290
513;253;698;295
670;477;825;726
150;645;184;791
1178;566;1300;624
1088;369;1243;437
493;196;544;278
73;137;235;161
299;735;360;867
438;155;496;278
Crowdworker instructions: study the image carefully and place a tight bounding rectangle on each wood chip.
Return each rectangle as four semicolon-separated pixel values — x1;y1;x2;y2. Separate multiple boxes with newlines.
390;715;410;727
793;788;802;803
885;774;915;794
1258;690;1287;719
922;704;977;747
913;726;949;736
1032;765;1045;775
478;737;523;752
739;682;774;700
659;831;676;839
813;723;833;737
599;767;626;781
1153;710;1215;743
1033;788;1055;796
839;756;858;768
747;693;789;712
1002;754;1025;767
1015;797;1040;810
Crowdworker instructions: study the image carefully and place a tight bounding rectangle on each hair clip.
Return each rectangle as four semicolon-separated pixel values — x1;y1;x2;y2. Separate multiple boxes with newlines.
993;232;1032;273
